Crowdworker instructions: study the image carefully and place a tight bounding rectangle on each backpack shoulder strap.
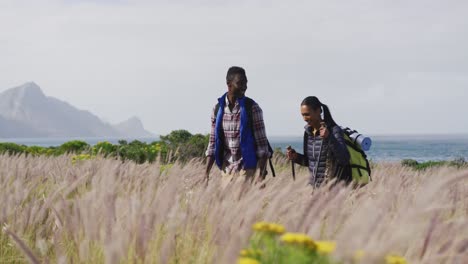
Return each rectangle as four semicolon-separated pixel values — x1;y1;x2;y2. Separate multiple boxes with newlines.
303;131;308;158
214;103;220;119
244;97;254;130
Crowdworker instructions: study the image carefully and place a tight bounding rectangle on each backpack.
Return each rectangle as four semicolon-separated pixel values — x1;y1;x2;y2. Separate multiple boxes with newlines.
214;98;276;178
340;127;372;185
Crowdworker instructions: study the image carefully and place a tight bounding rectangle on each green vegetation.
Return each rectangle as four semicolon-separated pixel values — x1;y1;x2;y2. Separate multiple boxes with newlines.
239;222;338;264
401;157;467;170
0;129;209;164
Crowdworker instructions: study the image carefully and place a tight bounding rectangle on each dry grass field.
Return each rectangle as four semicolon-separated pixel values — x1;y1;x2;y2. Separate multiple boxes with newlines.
1;154;467;263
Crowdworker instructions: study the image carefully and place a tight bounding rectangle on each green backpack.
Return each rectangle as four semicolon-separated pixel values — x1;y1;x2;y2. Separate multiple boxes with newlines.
341;127;371;185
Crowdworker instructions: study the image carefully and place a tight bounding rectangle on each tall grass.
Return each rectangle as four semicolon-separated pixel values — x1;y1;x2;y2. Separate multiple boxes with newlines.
0;154;467;263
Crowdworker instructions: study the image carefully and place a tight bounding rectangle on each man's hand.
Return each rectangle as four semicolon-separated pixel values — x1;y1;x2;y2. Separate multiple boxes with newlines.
205;156;215;186
255;157;268;188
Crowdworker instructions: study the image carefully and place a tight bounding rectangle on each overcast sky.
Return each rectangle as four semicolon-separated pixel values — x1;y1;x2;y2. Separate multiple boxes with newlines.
1;0;467;136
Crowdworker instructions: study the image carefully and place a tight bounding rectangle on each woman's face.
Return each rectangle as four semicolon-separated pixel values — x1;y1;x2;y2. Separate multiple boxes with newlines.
301;105;321;126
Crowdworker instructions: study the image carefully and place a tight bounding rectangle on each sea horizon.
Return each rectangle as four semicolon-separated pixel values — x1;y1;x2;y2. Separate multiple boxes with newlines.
1;133;467;163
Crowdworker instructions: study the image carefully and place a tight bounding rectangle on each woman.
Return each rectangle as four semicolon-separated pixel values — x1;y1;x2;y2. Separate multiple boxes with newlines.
286;96;351;187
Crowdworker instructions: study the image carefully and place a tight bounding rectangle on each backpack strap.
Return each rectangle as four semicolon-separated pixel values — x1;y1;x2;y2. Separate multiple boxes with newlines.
244;97;254;132
214;103;224;143
303;131;308;159
266;141;276;177
214;103;220;118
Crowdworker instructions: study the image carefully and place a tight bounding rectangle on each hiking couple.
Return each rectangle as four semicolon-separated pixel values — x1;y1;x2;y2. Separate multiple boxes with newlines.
205;66;351;188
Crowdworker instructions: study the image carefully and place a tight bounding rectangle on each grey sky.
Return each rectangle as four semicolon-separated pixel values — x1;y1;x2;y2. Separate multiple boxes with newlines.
1;0;467;136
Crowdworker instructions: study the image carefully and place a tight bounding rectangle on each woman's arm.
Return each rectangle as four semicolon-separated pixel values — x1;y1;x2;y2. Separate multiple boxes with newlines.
293;153;309;166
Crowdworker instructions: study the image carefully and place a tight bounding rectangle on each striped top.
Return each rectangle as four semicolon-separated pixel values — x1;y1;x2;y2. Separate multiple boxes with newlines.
294;124;350;187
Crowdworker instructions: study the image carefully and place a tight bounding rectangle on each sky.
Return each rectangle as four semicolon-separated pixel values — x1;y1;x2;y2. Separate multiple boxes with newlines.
1;0;467;136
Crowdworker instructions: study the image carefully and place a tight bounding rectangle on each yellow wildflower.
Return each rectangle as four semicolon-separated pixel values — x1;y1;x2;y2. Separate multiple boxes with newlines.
252;222;285;235
253;222;268;232
280;233;314;248
280;233;296;243
385;254;407;264
237;257;260;264
295;234;312;244
268;223;286;234
314;241;336;255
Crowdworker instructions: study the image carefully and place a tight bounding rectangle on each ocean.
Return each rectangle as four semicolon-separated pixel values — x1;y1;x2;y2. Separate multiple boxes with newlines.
1;134;468;162
269;135;468;162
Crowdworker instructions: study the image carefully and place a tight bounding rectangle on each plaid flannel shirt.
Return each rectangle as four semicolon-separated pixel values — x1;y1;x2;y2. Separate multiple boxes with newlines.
205;96;270;173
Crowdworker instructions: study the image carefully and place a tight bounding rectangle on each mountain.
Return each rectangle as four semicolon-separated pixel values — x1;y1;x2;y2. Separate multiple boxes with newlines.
0;115;46;138
0;82;154;138
114;116;154;138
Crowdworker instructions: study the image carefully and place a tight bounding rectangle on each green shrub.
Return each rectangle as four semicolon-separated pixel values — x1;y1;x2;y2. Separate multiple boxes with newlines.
92;141;116;157
175;134;209;163
25;146;48;156
401;159;419;167
402;158;467;170
160;129;192;146
57;140;90;155
0;130;211;165
118;140;149;164
0;142;27;155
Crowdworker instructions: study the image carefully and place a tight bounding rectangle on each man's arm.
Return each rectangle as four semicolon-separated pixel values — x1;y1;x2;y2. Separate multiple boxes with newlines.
205;106;217;181
251;103;270;180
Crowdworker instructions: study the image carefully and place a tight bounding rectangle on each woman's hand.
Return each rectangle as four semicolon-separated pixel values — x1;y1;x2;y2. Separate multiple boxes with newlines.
319;122;329;139
286;146;297;161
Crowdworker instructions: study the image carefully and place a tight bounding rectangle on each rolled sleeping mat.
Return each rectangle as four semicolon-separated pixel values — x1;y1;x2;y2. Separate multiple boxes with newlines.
349;132;372;151
340;126;372;151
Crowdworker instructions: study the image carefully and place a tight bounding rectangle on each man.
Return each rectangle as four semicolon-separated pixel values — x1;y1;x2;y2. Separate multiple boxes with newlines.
205;66;270;187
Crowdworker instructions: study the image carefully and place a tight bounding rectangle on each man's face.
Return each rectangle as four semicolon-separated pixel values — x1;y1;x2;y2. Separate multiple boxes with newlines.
228;74;248;98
